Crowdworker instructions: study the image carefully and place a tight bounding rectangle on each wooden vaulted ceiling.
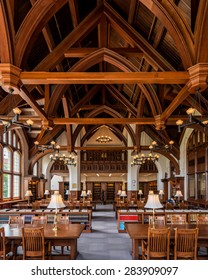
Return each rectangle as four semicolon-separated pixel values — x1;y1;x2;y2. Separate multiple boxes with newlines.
0;0;208;163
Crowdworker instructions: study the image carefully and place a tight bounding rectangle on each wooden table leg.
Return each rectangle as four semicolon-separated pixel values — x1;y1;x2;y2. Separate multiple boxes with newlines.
132;238;139;260
70;239;77;260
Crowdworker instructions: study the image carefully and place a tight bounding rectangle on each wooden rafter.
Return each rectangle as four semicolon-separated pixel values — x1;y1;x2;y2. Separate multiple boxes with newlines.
20;71;189;84
64;48;143;58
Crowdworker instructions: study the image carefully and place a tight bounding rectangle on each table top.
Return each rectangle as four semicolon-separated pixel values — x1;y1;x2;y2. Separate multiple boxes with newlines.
125;223;208;240
0;223;85;239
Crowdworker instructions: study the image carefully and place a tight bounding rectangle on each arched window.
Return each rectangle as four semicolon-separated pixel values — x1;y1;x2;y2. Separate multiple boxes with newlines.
0;131;22;200
3;147;12;172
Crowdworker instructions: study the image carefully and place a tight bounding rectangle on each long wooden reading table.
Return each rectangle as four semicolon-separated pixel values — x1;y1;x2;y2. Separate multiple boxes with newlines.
125;223;208;260
0;223;84;260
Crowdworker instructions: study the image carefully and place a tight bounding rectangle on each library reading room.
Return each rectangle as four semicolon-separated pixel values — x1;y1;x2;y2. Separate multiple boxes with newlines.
0;0;208;261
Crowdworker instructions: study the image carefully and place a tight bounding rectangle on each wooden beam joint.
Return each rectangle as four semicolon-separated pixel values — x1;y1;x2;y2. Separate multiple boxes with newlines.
154;114;166;130
188;63;208;93
0;63;22;94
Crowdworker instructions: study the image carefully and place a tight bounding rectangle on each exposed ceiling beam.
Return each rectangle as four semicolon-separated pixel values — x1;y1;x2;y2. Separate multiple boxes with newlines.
20;71;189;84
64;48;143;57
0;115;202;125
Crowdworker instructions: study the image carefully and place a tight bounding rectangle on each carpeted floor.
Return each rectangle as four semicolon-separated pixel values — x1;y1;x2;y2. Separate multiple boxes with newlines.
76;204;132;260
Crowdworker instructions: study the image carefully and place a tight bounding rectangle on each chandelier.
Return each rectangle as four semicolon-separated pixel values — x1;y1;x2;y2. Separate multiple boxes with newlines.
49;152;77;166
176;88;208;132
95;125;113;143
131;152;159;166
96;135;112;143
176;107;208;132
0;88;34;132
149;140;174;152
34;140;60;153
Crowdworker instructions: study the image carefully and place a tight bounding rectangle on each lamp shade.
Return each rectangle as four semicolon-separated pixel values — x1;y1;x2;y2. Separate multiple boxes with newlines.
117;190;122;195
81;190;87;197
87;190;92;195
175;190;183;197
120;190;127;197
44;190;50;195
159;190;164;195
47;191;65;209
145;194;163;209
25;190;33;197
138;190;143;195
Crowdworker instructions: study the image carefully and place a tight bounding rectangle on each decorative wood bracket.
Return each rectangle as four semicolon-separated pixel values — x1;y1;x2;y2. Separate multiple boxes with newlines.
188;63;208;93
41;119;54;131
154;115;166;130
0;63;22;94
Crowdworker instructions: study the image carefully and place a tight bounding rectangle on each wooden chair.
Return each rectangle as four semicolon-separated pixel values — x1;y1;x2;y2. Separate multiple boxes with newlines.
178;201;188;210
32;202;41;210
142;227;170;260
148;215;165;226
21;227;48;260
170;214;187;224
31;215;48;225
8;215;25;258
174;228;198;260
196;214;208;257
8;215;25;225
165;202;174;210
197;214;208;224
137;201;144;210
0;227;12;260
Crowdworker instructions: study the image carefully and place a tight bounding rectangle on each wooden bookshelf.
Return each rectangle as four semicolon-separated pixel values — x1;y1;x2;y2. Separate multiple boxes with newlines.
106;183;115;203
93;183;101;202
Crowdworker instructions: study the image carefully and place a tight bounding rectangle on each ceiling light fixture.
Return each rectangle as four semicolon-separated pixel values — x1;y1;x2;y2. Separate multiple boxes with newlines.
96;135;112;143
34;140;60;153
176;88;208;132
49;152;76;166
131;153;159;166
0;88;34;132
149;140;174;152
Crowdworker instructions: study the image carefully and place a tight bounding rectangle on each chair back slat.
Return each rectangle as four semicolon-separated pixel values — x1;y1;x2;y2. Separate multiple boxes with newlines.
197;214;208;224
174;228;198;260
56;215;69;224
171;214;187;224
31;216;48;225
143;227;170;259
8;215;25;225
22;227;45;259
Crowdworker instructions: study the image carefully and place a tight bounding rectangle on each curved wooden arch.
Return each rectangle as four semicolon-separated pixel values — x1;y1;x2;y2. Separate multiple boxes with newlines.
47;48;161;117
0;1;13;63
15;0;68;67
195;0;208;62
139;0;194;68
28;149;53;174
72;105;136;148
157;150;180;174
81;124;127;147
